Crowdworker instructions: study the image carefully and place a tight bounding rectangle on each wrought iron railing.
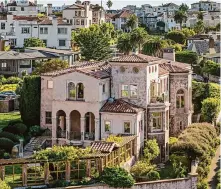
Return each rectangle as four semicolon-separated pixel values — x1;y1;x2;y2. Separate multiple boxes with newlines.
69;131;81;140
57;130;66;138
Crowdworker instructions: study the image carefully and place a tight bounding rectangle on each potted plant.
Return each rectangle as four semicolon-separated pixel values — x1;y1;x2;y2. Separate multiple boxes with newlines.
156;96;164;103
3;152;10;159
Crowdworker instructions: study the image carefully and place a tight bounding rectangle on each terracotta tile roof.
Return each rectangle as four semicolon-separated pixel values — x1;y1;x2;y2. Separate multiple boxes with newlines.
42;61;111;79
110;54;160;63
112;10;132;19
13;16;39;21
158;61;190;73
105;13;115;19
91;141;115;153
100;98;144;114
159;67;169;75
38;19;72;25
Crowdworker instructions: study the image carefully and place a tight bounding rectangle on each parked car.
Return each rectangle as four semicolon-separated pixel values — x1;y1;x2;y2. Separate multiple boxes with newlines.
0;91;16;98
192;73;204;82
0;94;7;100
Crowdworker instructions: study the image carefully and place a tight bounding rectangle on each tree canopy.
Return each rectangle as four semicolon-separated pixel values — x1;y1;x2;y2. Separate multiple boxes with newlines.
24;37;45;48
179;3;189;12
194;20;205;34
175;50;198;65
32;59;69;75
143;139;160;163
73;23;113;60
126;14;138;30
202;60;220;76
181;28;196;38
174;10;187;29
130;27;148;52
166;31;186;44
117;33;133;54
106;0;113;9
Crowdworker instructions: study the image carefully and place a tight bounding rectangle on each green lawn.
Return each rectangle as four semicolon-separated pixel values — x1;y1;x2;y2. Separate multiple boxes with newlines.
0;112;21;130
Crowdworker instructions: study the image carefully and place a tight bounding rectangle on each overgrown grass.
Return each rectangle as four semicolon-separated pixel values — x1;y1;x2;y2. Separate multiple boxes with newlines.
0;112;21;130
0;84;18;92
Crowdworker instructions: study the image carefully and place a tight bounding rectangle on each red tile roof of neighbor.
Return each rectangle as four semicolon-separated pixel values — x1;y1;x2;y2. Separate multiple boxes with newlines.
112;10;132;19
100;99;145;114
13;16;40;21
42;61;111;79
110;54;160;63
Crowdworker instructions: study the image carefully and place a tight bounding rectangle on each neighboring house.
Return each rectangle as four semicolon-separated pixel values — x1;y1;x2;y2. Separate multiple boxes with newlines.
108;10;134;31
190;0;220;11
0;14;72;49
62;1;105;30
40;49;192;162
154;3;179;16
0;46;78;77
7;0;38;16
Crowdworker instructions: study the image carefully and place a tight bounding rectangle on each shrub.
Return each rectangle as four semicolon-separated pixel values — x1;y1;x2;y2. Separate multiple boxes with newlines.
197;180;209;189
217;184;221;189
7;119;23;127
29;125;42;136
201;98;220;123
143;139;160;163
0;138;15;152
3;77;22;84
13;123;27;135
175;50;198;65
106;135;123;144
0;149;5;158
130;161;156;177
52;180;69;187
0;132;19;143
166;31;186;44
100;167;135;188
202;60;220;76
0;179;11;189
146;170;160;181
20;76;41;127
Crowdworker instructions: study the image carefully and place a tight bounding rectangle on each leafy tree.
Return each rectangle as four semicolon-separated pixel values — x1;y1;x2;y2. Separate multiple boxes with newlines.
179;3;189;12
197;11;204;20
202;60;220;76
216;23;220;31
33;59;69;75
74;24;113;60
130;27;148;52
166;31;186;44
106;0;113;9
175;50;198;65
201;98;220;123
171;43;182;52
117;33;133;54
130;161;156;178
143;139;160;163
181;28;196;38
126;14;138;30
24;37;45;47
100;167;135;188
174;10;187;29
20;75;41;127
0;179;11;189
194;20;205;34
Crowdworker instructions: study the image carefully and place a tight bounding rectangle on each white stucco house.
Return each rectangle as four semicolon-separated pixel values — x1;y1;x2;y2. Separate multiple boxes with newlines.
40;49;192;162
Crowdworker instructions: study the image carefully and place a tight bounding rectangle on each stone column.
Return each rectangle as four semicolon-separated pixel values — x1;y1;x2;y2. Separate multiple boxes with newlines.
95;118;100;140
80;117;85;141
66;118;70;141
22;164;27;186
52;117;57;145
65;161;71;182
86;160;91;177
44;162;49;185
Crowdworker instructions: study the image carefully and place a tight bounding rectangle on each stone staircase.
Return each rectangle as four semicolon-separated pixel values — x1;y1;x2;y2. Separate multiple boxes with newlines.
24;136;49;157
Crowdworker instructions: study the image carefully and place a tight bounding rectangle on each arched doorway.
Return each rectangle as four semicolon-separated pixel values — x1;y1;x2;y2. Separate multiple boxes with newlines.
56;110;66;138
84;112;95;140
70;110;81;140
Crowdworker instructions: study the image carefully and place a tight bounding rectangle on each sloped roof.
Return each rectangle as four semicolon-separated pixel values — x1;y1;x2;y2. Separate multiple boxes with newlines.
112;10;132;19
38;19;72;25
110;54;160;63
13;16;39;21
7;1;36;6
91;141;115;153
158;62;190;73
162;2;179;7
41;61;111;79
27;47;73;55
100;98;144;114
63;4;85;10
159;67;169;75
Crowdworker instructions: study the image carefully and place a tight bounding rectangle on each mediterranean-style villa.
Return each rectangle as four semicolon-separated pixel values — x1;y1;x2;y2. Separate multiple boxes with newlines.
40;48;193;162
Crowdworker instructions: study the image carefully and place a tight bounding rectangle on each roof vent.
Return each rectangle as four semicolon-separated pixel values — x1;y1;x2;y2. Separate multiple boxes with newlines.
108;97;115;103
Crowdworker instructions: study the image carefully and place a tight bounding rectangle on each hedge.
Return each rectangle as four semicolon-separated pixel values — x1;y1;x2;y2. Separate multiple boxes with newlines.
2;77;22;84
7;119;23;127
20;75;41;127
13;123;27;135
0;132;19;143
0;138;15;153
166;31;186;44
175;50;198;65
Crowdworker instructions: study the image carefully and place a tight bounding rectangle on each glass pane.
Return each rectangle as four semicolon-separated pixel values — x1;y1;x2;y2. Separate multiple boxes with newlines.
181;96;185;107
105;121;111;132
130;85;137;97
124;122;130;133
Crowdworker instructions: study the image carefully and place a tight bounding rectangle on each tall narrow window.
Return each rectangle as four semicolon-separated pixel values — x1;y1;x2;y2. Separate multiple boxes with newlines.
104;121;111;133
45;111;52;124
130;84;137;98
152;112;162;130
68;82;76;100
176;89;185;108
121;85;129;97
179;121;183;130
77;83;84;99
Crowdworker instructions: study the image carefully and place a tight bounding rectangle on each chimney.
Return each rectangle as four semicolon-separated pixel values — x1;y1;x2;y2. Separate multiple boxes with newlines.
209;37;216;54
163;48;175;61
47;3;52;16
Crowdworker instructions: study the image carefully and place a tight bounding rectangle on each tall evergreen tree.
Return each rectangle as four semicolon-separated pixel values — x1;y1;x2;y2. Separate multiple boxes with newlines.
174;10;187;30
106;0;113;10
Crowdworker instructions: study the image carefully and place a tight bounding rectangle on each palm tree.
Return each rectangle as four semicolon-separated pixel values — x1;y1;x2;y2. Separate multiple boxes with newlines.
106;0;113;10
194;20;205;34
126;14;138;31
130;27;148;53
117;33;133;55
174;10;187;30
179;3;189;12
197;11;204;20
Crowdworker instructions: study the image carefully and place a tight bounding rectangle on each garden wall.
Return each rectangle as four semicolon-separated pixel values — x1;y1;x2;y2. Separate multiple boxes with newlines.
0;99;14;113
66;175;198;189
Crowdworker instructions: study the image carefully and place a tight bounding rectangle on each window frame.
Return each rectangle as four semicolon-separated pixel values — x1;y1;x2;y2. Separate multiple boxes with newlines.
45;111;52;124
40;27;48;34
1;22;5;30
47;80;53;89
121;84;138;98
102;84;106;93
57;28;67;34
123;121;131;134
176;89;185;108
67;82;76;100
104;120;111;133
58;39;66;47
152;112;163;131
21;27;30;34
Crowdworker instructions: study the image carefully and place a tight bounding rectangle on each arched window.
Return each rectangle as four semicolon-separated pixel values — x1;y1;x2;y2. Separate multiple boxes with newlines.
68;82;76;100
176;89;185;108
77;83;84;99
